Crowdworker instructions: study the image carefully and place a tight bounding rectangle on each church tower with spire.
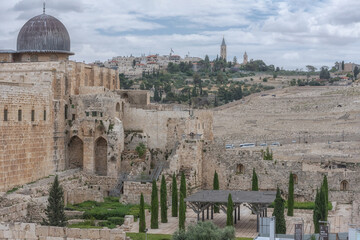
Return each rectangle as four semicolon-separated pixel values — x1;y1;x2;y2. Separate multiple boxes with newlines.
220;37;227;60
243;51;248;65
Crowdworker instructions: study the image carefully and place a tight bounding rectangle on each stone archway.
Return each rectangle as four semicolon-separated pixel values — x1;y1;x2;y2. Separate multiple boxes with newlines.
95;137;107;176
68;136;84;169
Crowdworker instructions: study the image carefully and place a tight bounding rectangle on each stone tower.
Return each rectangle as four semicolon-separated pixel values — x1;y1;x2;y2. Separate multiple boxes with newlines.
220;37;226;60
243;51;248;65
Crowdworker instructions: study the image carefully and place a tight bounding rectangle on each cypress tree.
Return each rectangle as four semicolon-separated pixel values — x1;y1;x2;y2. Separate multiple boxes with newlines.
42;175;67;226
150;179;159;229
319;185;327;221
288;172;294;216
273;187;286;234
213;171;220;213
180;172;186;211
313;189;321;233
160;175;168;223
252;168;259;191
179;192;186;230
226;194;234;226
322;175;328;209
139;193;146;233
171;173;178;217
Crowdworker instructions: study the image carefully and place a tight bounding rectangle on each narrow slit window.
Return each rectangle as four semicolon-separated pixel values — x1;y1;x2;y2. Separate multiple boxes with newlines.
4;109;8;121
18;109;22;121
43;110;46;121
31;109;35;121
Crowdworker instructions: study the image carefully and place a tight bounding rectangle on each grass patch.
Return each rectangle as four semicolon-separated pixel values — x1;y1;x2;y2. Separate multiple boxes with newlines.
126;233;172;240
236;238;253;240
6;186;20;194
268;201;332;210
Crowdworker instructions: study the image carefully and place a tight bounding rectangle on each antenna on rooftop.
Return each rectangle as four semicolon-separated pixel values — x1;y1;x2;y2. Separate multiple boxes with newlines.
43;1;46;14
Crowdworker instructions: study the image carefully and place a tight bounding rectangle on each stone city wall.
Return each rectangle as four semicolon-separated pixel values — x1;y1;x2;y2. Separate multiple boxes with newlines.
0;63;56;192
123;108;213;150
0;222;126;240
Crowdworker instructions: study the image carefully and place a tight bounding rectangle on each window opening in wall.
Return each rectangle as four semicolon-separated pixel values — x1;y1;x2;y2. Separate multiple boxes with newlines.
31;109;35;121
100;112;103;117
3;108;8;121
44;110;46;121
72;114;76;121
65;105;68;120
340;180;349;191
18;109;22;121
236;164;245;174
293;174;298;184
85;112;89;117
92;111;97;117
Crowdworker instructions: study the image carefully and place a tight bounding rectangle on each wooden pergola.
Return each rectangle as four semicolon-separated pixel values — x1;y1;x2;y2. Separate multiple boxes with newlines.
185;190;276;232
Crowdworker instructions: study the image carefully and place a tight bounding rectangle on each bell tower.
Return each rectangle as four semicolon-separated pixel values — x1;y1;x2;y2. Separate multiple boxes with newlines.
220;37;227;60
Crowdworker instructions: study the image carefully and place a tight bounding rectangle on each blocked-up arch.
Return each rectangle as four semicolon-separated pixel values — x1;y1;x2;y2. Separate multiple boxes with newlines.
340;180;349;191
95;137;107;176
293;174;298;184
116;102;120;112
68;136;84;169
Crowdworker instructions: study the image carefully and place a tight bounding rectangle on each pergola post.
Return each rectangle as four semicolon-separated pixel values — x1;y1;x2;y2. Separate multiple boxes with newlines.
211;204;214;219
197;213;200;221
234;206;237;224
238;205;240;220
265;207;267;217
256;213;259;232
202;209;204;221
207;206;209;219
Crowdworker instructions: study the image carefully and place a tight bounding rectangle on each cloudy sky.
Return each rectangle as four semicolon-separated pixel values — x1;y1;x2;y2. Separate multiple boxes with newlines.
0;0;359;69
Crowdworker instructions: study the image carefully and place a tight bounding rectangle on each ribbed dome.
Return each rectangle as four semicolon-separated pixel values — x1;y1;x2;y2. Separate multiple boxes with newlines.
17;13;72;54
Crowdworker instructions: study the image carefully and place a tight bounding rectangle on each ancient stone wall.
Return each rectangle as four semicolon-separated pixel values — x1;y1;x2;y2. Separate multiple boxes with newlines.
0;63;57;192
116;90;150;107
0;222;126;240
123;108;212;150
203;142;360;202
166;139;204;194
121;181;153;204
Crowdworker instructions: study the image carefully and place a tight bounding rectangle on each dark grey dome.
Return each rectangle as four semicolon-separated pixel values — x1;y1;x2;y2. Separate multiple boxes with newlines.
17;13;73;54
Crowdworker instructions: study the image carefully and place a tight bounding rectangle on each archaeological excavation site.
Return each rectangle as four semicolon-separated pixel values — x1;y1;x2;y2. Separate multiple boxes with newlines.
1;5;360;240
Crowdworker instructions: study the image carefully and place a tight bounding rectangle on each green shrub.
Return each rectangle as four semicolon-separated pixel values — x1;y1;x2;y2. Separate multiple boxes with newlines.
107;217;124;225
136;143;147;157
269;201;332;210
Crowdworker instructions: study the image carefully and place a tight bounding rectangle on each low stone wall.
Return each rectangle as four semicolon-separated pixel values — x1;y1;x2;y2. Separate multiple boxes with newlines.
65;188;104;205
0;222;126;240
0;203;28;222
121;181;152;204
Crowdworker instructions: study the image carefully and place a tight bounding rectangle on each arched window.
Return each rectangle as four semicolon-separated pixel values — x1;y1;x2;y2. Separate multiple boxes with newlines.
236;164;245;174
340;180;349;191
116;103;120;112
293;174;298;184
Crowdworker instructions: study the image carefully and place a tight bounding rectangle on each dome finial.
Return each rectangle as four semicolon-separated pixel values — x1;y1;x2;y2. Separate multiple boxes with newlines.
43;1;46;14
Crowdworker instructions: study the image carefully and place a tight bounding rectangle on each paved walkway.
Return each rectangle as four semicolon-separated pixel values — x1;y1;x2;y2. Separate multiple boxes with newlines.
128;203;352;238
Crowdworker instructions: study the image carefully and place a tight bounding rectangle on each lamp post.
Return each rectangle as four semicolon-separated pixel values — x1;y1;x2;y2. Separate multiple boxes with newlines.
145;228;148;240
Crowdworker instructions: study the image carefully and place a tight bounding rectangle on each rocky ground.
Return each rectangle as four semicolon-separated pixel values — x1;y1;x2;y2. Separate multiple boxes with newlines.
213;84;360;162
